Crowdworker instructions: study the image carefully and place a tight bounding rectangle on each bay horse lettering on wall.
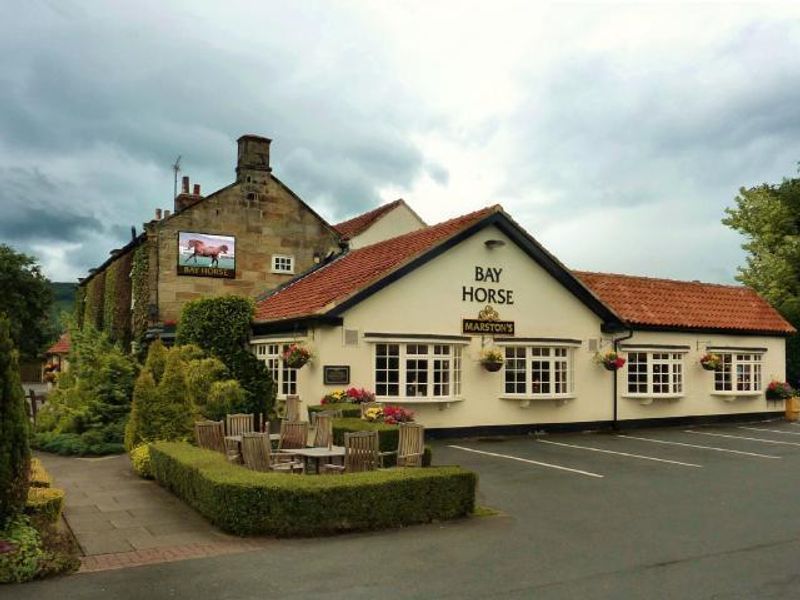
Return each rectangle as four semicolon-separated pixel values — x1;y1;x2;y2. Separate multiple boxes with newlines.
177;231;236;279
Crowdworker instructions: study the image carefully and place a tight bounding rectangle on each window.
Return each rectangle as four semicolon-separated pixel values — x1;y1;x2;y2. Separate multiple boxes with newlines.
253;343;299;397
271;255;294;274
503;346;573;397
714;352;762;392
626;352;684;396
374;343;462;399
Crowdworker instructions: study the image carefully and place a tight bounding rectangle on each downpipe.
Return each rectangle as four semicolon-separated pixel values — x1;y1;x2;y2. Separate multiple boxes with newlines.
612;326;634;431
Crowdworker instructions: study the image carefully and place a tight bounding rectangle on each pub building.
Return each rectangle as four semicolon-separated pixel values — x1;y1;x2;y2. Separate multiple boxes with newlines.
75;134;794;433
251;204;794;433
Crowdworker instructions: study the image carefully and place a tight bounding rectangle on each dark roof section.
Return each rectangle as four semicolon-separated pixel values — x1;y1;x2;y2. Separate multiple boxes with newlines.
254;205;624;328
574;271;796;335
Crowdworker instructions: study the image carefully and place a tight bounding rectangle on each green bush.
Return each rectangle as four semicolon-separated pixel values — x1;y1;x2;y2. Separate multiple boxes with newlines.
205;379;247;421
308;403;362;419
150;442;475;537
144;338;168;383
186;357;229;407
32;432;124;456
25;487;65;525
0;516;42;583
0;315;31;526
176;296;276;417
332;418;432;467
130;445;153;479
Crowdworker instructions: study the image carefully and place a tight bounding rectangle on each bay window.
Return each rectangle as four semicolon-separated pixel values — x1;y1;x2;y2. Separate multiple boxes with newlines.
503;346;573;397
714;352;762;393
253;342;298;397
374;343;462;399
626;352;684;396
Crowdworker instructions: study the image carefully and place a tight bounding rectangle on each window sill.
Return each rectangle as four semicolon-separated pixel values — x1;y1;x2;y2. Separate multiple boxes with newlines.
710;391;762;402
500;395;576;408
376;398;464;410
622;394;684;406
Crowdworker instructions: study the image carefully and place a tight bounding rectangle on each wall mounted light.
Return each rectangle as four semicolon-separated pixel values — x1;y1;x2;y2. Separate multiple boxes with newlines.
484;239;506;249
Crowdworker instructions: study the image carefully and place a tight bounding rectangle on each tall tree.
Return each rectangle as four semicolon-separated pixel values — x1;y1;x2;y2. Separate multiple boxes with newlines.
0;245;54;359
723;175;800;383
0;314;31;526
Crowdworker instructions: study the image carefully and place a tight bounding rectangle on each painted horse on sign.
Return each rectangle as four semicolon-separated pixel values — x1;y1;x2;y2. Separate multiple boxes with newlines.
186;239;229;267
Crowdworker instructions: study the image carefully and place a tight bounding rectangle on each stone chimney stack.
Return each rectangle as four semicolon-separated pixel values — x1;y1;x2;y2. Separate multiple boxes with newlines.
174;174;204;213
236;134;272;183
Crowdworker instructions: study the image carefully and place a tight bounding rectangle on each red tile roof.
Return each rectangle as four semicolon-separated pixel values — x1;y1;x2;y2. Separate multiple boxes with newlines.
333;200;404;240
255;205;501;321
46;333;71;355
574;271;795;334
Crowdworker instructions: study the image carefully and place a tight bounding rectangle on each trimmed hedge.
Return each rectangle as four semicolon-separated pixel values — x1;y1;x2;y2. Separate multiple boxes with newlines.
308;403;362;419
30;458;52;488
332;418;432;467
25;487;65;525
150;442;475;537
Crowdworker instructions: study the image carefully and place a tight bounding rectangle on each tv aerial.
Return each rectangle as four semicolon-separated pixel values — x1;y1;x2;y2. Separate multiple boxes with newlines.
172;155;182;199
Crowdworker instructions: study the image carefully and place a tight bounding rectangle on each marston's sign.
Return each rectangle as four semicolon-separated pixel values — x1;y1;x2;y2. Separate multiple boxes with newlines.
462;319;515;335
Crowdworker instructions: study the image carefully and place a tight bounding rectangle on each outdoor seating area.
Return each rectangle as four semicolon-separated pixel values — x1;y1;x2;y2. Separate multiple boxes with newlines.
193;400;428;476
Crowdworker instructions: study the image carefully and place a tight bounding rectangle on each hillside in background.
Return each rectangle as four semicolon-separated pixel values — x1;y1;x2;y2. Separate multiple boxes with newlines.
50;281;77;332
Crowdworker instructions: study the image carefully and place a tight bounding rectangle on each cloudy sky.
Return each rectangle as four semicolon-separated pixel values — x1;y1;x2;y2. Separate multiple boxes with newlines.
2;1;800;283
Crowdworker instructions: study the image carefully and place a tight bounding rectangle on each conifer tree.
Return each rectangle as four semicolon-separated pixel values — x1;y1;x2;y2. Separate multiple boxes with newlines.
0;315;31;525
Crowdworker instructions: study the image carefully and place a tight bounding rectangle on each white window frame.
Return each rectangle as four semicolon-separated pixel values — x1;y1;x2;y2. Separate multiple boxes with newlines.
253;342;299;398
713;352;763;393
373;342;463;401
502;346;574;398
625;351;684;398
271;254;295;274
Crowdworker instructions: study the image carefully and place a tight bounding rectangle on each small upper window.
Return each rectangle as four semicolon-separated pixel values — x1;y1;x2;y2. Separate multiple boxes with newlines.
272;255;294;274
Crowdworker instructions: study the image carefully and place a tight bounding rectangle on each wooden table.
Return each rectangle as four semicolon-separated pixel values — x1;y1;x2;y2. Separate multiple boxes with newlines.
278;446;346;474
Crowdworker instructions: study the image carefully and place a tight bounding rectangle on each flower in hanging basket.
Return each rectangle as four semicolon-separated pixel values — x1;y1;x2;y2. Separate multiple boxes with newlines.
282;343;312;368
699;353;722;371
480;347;504;372
594;350;626;371
765;380;793;401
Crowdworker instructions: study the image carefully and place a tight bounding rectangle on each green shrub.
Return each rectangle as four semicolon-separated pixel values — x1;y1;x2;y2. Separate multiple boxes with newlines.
150;442;475;537
130;445;153;479
25;487;65;525
0;315;31;526
176;296;276;417
0;516;42;583
205;379;247;421
308;403;362;419
32;432;124;456
29;458;51;488
332;419;432;467
186;357;229;407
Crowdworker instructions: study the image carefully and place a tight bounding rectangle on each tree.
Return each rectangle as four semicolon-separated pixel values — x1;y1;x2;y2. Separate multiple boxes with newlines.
723;175;800;383
0;245;54;359
0;315;31;526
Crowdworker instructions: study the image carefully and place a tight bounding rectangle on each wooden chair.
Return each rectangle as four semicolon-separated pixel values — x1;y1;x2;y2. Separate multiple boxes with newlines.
278;420;310;450
224;437;242;464
241;432;303;474
194;420;225;453
226;413;255;436
380;423;426;467
312;414;334;448
359;401;381;417
283;395;302;422
323;431;379;474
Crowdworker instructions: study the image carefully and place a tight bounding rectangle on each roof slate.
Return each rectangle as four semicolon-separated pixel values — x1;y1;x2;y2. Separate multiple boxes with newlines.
46;333;71;355
573;271;795;334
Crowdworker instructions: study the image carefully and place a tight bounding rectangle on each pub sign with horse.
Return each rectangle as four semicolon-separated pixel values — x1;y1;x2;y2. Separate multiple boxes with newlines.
177;231;236;278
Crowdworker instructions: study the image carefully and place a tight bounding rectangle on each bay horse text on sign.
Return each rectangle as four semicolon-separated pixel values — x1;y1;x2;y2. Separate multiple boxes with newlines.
177;231;236;279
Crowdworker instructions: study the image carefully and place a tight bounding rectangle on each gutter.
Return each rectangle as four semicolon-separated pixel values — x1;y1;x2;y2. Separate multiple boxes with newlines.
611;325;634;431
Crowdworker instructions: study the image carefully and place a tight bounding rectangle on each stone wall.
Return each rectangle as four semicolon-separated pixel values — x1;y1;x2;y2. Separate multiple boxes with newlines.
152;177;340;323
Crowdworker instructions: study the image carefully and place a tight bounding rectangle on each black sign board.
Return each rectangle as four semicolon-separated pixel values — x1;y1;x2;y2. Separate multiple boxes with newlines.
323;365;351;385
462;319;515;335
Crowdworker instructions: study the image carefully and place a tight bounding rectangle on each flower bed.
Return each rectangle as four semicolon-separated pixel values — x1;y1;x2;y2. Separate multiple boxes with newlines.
149;442;475;536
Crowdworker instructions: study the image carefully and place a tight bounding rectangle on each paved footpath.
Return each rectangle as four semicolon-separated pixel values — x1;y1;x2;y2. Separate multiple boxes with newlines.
36;452;271;572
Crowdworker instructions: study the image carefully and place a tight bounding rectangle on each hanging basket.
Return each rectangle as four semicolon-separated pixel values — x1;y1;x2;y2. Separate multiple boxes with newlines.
482;360;503;372
282;343;312;369
700;362;717;371
603;363;619;372
286;356;309;369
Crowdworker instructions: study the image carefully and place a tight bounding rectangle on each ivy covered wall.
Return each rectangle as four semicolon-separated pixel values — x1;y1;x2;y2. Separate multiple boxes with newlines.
131;243;151;344
82;271;106;331
102;251;134;346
